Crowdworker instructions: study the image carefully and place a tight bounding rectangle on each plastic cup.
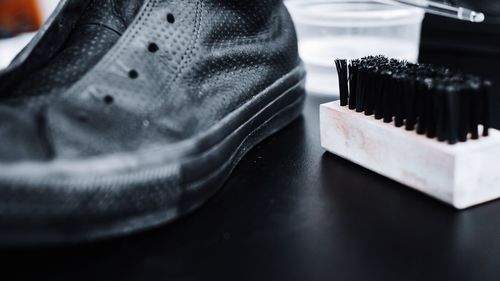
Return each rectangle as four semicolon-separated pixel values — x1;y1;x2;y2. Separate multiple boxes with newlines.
286;0;425;95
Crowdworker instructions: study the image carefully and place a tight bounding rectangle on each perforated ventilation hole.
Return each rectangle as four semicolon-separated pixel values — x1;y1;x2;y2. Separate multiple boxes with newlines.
167;13;175;24
129;70;139;79
104;95;114;105
148;43;159;53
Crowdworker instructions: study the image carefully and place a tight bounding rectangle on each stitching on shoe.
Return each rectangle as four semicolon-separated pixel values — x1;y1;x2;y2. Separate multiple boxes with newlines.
59;0;156;97
159;0;204;102
104;0;157;63
60;0;202;106
80;22;124;37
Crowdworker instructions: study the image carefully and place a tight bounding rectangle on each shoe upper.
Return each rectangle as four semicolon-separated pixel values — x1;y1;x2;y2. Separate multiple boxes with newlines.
0;0;301;162
2;0;144;107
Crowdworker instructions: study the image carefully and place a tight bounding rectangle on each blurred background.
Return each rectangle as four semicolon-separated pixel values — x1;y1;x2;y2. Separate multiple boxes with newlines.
1;0;499;123
0;0;58;67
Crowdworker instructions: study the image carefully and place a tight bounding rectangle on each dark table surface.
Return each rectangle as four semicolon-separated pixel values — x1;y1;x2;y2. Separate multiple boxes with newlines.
1;16;500;281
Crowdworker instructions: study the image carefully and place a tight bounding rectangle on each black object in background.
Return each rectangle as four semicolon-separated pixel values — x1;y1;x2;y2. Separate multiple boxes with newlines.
420;0;500;127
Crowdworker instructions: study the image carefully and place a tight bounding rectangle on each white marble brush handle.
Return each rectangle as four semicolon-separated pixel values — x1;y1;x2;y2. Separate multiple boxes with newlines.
320;101;500;209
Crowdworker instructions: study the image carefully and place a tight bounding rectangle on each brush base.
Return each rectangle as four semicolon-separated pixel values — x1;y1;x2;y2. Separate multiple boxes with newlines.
320;101;500;209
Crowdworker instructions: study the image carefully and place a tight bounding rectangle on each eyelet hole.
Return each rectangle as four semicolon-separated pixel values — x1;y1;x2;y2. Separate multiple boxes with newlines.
128;70;139;79
167;13;175;24
103;95;114;105
148;43;159;53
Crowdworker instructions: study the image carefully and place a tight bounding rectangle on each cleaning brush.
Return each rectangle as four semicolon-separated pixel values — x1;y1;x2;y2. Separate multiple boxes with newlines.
335;56;491;144
322;56;500;209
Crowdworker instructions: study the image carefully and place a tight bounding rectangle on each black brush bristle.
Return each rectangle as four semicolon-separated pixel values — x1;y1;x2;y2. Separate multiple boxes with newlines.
374;70;391;120
335;56;492;144
335;59;349;106
355;65;366;113
348;59;359;110
443;85;460;144
481;80;492;137
393;73;407;127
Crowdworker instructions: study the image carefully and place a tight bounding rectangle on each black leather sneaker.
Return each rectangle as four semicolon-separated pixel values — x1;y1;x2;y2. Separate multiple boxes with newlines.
0;0;306;245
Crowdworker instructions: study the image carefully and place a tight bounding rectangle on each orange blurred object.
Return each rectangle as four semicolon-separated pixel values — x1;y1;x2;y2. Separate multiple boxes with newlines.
0;0;42;36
